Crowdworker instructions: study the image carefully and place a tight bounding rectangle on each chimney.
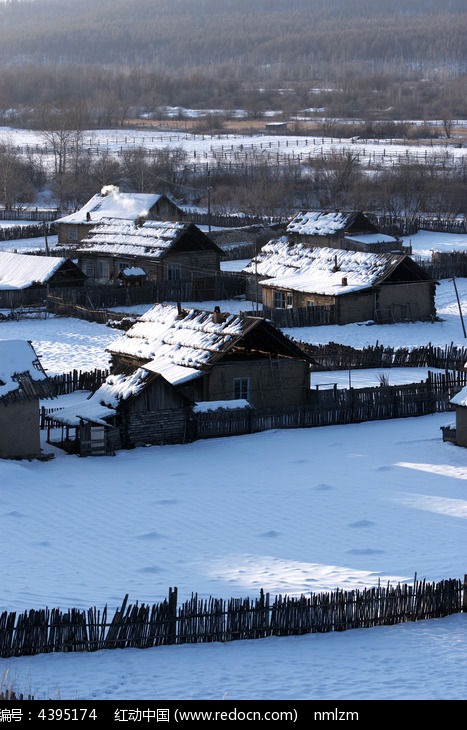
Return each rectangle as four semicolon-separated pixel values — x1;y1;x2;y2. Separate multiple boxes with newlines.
341;276;348;286
176;302;185;319
213;305;225;324
101;184;119;197
332;254;340;272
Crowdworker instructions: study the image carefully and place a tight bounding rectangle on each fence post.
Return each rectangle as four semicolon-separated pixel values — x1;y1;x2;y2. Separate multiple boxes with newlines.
168;586;178;645
463;575;467;613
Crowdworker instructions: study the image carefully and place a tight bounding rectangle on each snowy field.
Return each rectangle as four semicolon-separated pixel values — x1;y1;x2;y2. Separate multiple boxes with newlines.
0;258;466;700
0;228;467;701
1;124;466;178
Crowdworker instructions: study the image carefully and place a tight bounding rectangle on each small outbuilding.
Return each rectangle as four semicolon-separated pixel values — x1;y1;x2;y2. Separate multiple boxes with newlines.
0;339;50;459
286;209;403;253
44;368;192;454
0;251;86;307
442;386;467;447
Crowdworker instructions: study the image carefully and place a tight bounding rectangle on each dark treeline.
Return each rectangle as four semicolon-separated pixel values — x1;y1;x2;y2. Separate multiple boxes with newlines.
1;0;465;71
0;0;466;124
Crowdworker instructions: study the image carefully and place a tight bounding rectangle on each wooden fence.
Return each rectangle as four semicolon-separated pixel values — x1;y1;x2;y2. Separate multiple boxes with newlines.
45;369;110;398
0;577;462;658
184;211;285;229
193;381;440;440
418;251;467;280
0;208;59;223
373;214;467;237
45;274;246;315
0;222;55;241
39;368;467;437
299;341;467;372
193;372;467;440
259;304;336;328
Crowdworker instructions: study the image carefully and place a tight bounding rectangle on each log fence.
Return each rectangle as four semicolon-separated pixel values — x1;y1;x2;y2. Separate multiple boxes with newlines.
299;341;467;371
39;368;467;435
192;372;467;440
0;577;463;658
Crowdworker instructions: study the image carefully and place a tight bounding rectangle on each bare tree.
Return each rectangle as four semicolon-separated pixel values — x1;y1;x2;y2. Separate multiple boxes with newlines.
315;150;362;207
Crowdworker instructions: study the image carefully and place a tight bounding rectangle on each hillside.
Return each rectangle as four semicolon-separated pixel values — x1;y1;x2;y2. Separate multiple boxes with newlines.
0;0;465;71
0;0;466;122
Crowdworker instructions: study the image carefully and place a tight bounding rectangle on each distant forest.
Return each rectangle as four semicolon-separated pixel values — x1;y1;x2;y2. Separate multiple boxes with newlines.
0;0;466;127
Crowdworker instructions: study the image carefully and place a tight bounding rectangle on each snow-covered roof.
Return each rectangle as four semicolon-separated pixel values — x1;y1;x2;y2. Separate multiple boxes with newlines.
48;369;151;426
0;339;47;398
243;237;312;278
77;219;189;259
450;386;467;407
55;187;172;225
193;399;251;412
287;210;355;237
119;267;147;278
244;239;405;296
107;303;249;386
0;251;67;290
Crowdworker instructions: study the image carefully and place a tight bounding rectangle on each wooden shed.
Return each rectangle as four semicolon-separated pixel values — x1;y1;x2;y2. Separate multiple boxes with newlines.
286;210;402;252
442;387;467;448
0;340;51;459
44;368;192;454
0;251;86;307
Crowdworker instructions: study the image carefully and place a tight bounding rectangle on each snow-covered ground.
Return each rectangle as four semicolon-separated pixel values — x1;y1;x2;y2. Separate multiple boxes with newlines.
0;232;466;702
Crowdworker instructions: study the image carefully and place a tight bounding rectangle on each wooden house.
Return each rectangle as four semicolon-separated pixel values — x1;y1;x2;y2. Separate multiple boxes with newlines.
45;303;314;454
55;186;184;246
0;339;50;459
0;251;86;307
286;210;402;253
44;368;191;454
75;219;223;296
243;239;436;324
107;303;313;411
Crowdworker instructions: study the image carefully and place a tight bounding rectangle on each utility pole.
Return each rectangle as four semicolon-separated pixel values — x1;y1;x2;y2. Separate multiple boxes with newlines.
207;167;212;233
44;224;50;255
452;277;466;338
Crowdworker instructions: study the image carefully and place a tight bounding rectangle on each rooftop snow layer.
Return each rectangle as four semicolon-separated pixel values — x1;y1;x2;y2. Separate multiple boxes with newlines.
286;210;352;237
244;239;402;294
77;220;186;258
48;369;151;426
0;339;47;397
55;188;167;225
0;251;66;289
107;303;246;385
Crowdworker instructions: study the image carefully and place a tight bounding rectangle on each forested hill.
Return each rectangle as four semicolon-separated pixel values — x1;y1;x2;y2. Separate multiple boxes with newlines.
0;0;465;74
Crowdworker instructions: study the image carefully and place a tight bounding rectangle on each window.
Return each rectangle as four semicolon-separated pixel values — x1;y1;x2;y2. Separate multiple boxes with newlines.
98;261;109;278
85;264;95;278
67;227;78;242
273;290;293;309
168;263;182;281
307;299;316;308
233;377;250;400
